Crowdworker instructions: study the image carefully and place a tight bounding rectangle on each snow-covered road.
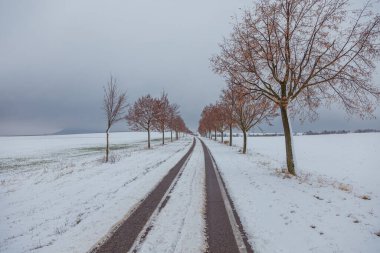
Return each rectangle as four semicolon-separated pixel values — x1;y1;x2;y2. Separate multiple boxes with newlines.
135;139;206;253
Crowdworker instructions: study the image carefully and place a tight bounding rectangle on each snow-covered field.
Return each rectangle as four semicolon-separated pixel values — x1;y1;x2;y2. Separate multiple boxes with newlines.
206;133;380;252
0;132;192;253
0;132;166;159
2;132;379;253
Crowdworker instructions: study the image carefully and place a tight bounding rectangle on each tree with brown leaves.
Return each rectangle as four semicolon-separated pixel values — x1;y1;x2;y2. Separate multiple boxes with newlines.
225;85;278;154
103;76;128;162
168;103;180;142
126;94;157;149
172;115;186;140
153;92;171;145
201;104;218;140
221;88;237;146
213;103;230;143
212;0;380;175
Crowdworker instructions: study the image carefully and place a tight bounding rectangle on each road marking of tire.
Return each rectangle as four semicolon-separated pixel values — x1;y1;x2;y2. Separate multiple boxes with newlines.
202;140;249;253
87;138;195;253
129;141;195;253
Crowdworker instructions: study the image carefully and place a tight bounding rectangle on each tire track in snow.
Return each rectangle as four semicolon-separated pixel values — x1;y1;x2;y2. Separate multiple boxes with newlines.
135;139;206;253
201;138;253;253
89;138;196;253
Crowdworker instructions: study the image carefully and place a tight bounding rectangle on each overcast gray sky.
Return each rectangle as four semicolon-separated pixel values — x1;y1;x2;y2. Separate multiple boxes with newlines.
0;0;379;135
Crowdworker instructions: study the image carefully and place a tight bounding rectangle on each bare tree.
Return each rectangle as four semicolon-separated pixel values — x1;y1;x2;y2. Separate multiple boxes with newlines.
153;91;170;145
212;0;380;175
103;76;128;162
126;94;156;149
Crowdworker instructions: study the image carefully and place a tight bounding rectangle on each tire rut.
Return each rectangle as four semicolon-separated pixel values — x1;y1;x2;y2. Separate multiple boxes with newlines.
200;138;253;253
88;138;196;253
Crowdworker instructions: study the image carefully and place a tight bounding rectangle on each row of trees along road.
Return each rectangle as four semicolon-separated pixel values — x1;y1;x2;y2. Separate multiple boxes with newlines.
103;76;189;162
198;84;278;154
203;0;380;175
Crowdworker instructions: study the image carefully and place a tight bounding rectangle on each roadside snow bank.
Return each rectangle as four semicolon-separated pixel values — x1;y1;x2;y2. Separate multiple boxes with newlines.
204;135;380;253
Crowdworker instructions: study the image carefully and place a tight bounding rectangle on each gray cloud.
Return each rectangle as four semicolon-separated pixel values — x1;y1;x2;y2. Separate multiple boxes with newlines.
0;0;379;135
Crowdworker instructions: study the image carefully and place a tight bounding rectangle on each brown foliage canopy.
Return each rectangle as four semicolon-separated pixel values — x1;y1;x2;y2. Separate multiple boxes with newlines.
223;85;278;132
212;0;380;119
126;94;156;131
153;92;171;132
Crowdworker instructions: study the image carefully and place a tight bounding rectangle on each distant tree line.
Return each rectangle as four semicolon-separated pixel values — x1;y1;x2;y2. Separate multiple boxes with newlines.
354;129;380;133
305;129;380;135
198;86;277;154
103;75;190;163
304;130;350;135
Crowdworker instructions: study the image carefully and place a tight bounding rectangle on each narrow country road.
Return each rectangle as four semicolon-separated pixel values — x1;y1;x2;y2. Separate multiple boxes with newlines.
88;137;253;253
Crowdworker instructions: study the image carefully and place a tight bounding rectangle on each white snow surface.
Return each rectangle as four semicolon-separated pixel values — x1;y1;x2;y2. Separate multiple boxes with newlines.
136;139;206;253
205;133;380;253
0;132;192;253
0;132;166;159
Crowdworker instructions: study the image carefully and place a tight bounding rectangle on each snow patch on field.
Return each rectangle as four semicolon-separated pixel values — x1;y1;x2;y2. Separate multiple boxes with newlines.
204;133;380;253
0;133;191;253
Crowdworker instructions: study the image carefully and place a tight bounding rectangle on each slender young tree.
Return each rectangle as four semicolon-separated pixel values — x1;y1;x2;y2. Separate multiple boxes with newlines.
126;94;157;149
221;88;237;146
173;116;187;139
200;105;217;139
212;0;380;175
168;103;180;142
228;84;277;154
214;103;230;143
103;76;128;162
154;92;170;145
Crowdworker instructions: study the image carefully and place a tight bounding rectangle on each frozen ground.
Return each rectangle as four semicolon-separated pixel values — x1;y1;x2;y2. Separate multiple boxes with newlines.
2;132;379;253
0;132;166;159
230;133;380;195
205;133;380;253
0;132;192;253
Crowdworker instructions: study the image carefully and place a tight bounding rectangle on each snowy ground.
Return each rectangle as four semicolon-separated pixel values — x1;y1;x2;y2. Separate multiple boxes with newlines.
136;139;206;253
2;132;379;253
205;133;380;253
0;132;192;253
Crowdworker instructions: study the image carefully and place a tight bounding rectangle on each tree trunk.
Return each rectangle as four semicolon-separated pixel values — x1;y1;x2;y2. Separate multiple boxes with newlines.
162;130;165;145
229;124;232;146
214;129;217;140
243;130;247;154
148;129;151;149
221;132;224;143
105;129;109;162
171;130;173;142
280;106;296;175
